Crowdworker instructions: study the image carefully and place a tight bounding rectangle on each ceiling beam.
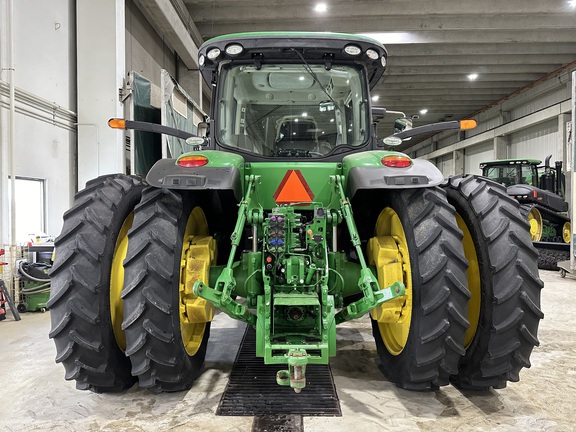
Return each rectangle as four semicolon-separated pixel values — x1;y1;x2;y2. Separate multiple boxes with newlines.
382;74;541;83
386;43;576;57
376;89;517;97
387;55;576;67
385;65;563;75
136;0;200;68
185;0;574;20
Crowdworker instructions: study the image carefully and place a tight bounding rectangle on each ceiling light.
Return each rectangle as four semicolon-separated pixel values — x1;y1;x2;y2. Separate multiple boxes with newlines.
358;32;422;44
315;3;327;12
372;95;380;102
468;73;478;80
570;0;576;7
420;109;428;115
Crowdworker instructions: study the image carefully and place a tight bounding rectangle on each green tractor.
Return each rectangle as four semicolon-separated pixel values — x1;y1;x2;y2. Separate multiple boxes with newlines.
480;157;570;269
48;32;543;394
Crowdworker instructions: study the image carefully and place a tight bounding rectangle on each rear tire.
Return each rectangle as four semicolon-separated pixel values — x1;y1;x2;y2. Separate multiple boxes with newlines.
367;187;470;390
444;175;544;390
48;174;145;392
122;187;213;392
536;248;568;271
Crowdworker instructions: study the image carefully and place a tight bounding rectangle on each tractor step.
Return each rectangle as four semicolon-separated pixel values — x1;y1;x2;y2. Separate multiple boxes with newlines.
216;325;341;417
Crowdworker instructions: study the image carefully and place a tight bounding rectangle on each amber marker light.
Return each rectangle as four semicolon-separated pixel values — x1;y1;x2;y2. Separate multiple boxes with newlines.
177;155;209;168
460;119;477;130
382;155;412;168
108;118;126;129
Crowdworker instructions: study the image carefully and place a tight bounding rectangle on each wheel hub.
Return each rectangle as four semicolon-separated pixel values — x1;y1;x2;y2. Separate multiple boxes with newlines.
110;213;134;351
179;207;215;356
368;208;412;356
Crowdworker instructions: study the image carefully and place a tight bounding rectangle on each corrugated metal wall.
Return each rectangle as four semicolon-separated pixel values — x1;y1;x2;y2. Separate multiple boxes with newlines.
464;141;493;174
511;87;570;121
436;153;454;177
509;119;559;162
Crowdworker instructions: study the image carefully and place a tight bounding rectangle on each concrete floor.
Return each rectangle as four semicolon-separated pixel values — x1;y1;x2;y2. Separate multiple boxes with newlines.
1;269;575;432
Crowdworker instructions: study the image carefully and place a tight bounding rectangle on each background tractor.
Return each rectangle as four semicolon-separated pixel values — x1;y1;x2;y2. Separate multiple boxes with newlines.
48;33;543;395
480;156;570;269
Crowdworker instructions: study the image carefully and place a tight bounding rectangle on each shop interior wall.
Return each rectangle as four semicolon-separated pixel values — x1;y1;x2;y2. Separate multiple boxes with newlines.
1;0;76;243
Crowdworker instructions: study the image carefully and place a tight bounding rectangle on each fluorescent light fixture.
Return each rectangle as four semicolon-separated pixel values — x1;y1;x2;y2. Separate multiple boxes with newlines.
372;95;380;102
420;109;428;115
302;112;308;117
468;73;479;80
314;3;327;12
358;32;421;44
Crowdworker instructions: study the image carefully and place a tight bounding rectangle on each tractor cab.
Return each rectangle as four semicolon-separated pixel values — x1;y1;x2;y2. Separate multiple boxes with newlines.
197;32;387;160
480;156;565;198
480;158;540;188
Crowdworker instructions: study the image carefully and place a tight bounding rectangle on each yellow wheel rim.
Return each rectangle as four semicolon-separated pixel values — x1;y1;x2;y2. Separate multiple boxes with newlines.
527;207;543;241
368;208;412;356
179;207;216;356
563;221;571;244
110;212;134;351
455;213;481;349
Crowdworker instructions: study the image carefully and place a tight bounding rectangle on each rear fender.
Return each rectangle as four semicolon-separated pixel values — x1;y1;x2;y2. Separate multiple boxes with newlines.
342;151;443;199
146;151;244;201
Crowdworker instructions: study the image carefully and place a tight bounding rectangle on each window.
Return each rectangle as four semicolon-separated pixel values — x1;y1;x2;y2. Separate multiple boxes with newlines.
8;177;46;243
216;63;368;157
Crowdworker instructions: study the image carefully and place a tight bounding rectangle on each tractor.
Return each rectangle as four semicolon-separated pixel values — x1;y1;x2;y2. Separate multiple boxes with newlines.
480;157;570;269
48;32;543;394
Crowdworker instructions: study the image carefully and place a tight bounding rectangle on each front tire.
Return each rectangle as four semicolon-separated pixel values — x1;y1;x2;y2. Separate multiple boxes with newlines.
443;175;544;390
364;187;470;390
48;174;145;392
122;187;214;392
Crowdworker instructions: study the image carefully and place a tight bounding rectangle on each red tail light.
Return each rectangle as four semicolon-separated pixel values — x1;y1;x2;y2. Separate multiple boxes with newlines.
381;155;412;168
177;155;208;167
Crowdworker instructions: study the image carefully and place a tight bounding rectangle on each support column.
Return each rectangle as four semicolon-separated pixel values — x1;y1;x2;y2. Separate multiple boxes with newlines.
0;0;9;244
494;136;508;160
177;58;202;110
76;0;125;188
558;113;570;168
570;71;575;270
453;149;465;175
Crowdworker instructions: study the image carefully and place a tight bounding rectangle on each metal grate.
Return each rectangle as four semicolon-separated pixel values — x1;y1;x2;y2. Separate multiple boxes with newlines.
216;325;341;416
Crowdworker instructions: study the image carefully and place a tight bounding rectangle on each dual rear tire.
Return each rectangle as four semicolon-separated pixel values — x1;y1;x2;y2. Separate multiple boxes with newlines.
367;176;543;391
49;175;212;393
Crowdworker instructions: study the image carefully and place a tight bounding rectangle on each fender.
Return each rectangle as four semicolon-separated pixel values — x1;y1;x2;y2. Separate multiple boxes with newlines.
146;150;245;201
342;151;444;199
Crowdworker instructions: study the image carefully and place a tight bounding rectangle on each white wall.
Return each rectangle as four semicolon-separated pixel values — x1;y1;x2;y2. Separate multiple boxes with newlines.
464;141;493;175
0;0;76;243
0;0;188;244
509;119;559;162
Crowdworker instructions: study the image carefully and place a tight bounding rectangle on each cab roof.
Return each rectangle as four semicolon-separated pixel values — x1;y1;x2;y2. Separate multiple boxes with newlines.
198;32;387;89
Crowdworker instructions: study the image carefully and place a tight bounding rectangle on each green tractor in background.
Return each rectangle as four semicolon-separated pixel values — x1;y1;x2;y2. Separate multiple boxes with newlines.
48;33;543;395
480;157;570;270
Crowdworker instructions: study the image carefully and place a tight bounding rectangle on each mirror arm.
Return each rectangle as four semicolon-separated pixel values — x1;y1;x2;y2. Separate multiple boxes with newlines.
108;118;197;140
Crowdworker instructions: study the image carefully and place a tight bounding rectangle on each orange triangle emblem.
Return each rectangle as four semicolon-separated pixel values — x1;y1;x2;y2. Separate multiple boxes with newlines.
273;170;315;205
